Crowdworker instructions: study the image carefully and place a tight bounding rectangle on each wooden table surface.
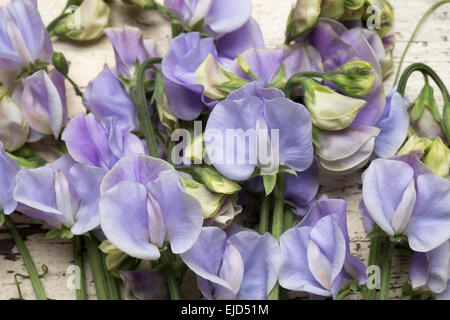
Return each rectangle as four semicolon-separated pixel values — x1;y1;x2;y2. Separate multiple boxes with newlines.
0;0;449;300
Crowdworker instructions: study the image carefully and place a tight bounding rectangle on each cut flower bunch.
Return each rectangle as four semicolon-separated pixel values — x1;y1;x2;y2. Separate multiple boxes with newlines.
0;0;449;301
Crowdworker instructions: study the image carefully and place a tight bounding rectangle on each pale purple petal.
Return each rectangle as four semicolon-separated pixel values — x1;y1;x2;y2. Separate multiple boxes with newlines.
99;180;160;260
83;65;137;131
374;89;409;158
0;143;19;214
146;170;203;254
283;40;324;78
407;174;450;252
205;0;252;35
121;271;168;300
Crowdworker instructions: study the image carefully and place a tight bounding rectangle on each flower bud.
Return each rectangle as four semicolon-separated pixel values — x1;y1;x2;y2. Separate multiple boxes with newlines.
363;0;394;38
122;0;154;9
302;78;367;130
52;52;69;76
320;0;345;20
422;137;450;178
344;0;365;11
182;177;225;219
183;167;242;195
99;240;139;278
184;134;205;164
397;135;432;156
204;196;243;229
54;0;110;41
0;91;29;152
327;73;375;98
286;0;321;40
195;54;248;100
331;60;374;75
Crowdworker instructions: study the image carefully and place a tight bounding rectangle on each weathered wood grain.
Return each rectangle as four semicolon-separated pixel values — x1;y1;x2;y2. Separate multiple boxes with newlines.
0;0;449;300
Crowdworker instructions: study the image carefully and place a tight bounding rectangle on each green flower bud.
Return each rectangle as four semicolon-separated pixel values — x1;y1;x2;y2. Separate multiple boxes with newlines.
99;240;140;278
52;52;69;76
344;0;365;11
409;108;445;141
422;137;450;178
397;135;432;156
184;134;205;164
286;0;321;40
182;167;241;195
320;0;345;20
410;83;441;123
54;0;110;41
363;0;394;38
122;0;154;9
331;60;374;75
204;196;242;229
182;177;226;219
195;54;249;100
302;78;367;131
237;54;259;80
327;73;375;98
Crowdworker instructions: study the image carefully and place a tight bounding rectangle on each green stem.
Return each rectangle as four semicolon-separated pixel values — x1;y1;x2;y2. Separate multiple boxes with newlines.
379;240;395;300
84;235;109;300
102;252;120;300
394;0;450;85
397;63;450;101
367;225;382;300
47;12;70;33
268;173;285;300
66;75;83;97
336;287;352;300
161;250;181;300
283;207;293;232
258;196;271;235
3;215;47;300
133;58;163;158
73;236;86;300
284;72;327;99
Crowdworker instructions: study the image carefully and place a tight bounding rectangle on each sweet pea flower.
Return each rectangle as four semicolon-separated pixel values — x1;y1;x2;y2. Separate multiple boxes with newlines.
14;154;107;235
83;65;137;131
360;152;450;252
0;89;29;151
181;226;280;300
409;240;450;299
373;87;409;158
99;155;203;260
20;69;66;138
104;27;160;80
315;126;380;173
54;0;110;41
0;0;52;75
62;113;146;170
0;142;19;215
279;195;367;298
307;19;386;127
161;32;225;120
205;81;313;181
164;0;252;38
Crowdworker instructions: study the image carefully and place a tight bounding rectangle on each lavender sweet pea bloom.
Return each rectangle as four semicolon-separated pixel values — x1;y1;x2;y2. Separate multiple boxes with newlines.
0;0;52;74
14;154;107;234
83;65;137;131
62;113;145;170
409;240;450;299
0;142;19;214
162;32;224;120
360;152;450;252
104;27;160;79
164;0;252;38
308;19;386;126
279;195;367;298
21;69;66;138
205;81;313;181
99;155;203;260
374;87;409;158
181;226;280;300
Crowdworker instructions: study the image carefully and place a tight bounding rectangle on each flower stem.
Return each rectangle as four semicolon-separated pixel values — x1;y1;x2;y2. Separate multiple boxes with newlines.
132;58;163;158
258;196;271;235
367;226;382;300
268;173;285;300
101;251;120;300
84;235;109;300
394;0;450;85
161;249;181;300
379;240;395;300
73;236;87;300
283;207;293;232
3;215;47;300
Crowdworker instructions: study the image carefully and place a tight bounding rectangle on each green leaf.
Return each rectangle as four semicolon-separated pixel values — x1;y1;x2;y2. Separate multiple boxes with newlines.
61;229;74;239
278;166;297;177
263;174;277;196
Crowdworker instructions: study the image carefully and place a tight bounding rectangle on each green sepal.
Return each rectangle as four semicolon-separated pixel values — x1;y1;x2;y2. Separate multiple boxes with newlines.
263;174;277;196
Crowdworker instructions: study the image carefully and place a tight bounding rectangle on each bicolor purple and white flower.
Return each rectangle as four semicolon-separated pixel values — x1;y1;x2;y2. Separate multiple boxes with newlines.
99;155;204;260
181;226;280;300
279;195;367;298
